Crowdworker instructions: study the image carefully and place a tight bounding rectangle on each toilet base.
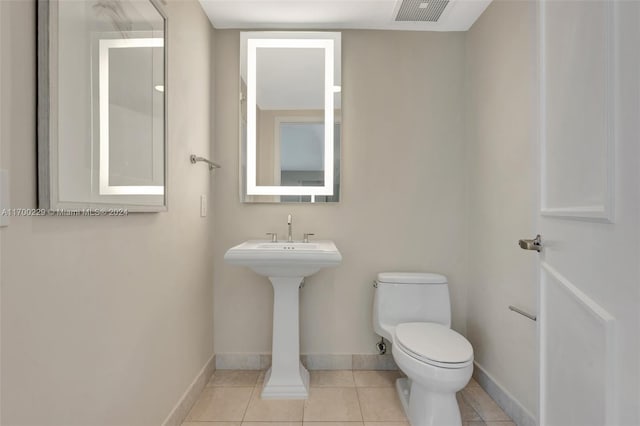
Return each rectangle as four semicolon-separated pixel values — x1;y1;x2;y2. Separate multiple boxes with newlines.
396;377;412;416
395;378;462;426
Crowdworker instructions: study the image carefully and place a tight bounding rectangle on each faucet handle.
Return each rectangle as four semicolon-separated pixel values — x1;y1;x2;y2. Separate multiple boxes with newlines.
303;233;315;243
266;232;278;242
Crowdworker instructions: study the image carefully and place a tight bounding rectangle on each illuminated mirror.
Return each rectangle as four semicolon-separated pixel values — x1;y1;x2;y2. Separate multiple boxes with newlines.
38;0;167;212
98;37;164;196
240;32;341;203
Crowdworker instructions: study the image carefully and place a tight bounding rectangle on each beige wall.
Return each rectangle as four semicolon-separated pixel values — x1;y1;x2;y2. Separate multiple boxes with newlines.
213;30;468;356
465;0;538;417
0;1;215;425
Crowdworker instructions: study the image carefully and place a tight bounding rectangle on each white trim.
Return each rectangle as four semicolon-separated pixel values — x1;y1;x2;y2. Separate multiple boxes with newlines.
533;3;542;422
161;354;216;426
302;354;353;370
215;353;271;370
98;37;165;196
540;261;616;426
540;205;610;221
0;3;3;421
215;353;398;371
539;0;615;223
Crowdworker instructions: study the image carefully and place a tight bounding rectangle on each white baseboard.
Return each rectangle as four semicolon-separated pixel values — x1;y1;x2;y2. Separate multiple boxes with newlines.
351;353;398;370
215;353;271;370
473;361;537;426
161;353;216;426
302;354;353;370
215;353;398;371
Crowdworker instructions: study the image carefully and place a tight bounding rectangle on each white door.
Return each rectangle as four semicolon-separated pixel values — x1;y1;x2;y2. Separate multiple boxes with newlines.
537;1;640;425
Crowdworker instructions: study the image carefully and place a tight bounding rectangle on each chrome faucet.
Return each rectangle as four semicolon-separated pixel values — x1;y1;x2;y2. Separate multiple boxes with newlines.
287;214;293;242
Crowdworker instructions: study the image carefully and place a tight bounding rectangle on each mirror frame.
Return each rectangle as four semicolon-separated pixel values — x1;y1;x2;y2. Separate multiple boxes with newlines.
240;31;341;201
37;0;168;212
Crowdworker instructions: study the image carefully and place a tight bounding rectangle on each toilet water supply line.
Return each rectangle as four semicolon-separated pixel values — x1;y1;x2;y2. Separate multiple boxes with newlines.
372;279;387;354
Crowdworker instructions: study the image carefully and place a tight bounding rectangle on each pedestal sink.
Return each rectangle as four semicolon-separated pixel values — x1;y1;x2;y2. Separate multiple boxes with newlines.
224;240;342;399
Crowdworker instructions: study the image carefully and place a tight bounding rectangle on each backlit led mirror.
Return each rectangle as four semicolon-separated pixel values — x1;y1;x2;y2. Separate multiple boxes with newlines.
240;32;341;203
38;0;167;212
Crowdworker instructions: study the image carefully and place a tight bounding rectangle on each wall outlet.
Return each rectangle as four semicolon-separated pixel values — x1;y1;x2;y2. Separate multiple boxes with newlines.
200;194;207;217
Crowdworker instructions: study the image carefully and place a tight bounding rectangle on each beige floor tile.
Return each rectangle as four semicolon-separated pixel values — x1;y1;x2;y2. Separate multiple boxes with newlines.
466;378;481;389
243;386;305;421
182;423;241;426
186;387;253;421
461;387;511;422
357;388;408;422
353;371;402;387
304;423;364;426
310;371;355;387
457;392;482;421
186;370;509;426
303;388;363;421
208;370;261;387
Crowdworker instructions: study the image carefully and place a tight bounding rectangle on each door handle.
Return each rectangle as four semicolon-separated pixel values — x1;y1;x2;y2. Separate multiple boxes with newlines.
519;234;542;252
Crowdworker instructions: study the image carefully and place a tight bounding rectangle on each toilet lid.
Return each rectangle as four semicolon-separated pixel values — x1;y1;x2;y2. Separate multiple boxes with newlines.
395;322;473;366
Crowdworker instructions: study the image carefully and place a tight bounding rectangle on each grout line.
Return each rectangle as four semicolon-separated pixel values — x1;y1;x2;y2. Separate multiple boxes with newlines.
240;384;257;422
193;370;505;425
460;389;485;422
460;389;483;422
355;385;366;422
462;386;513;423
301;373;306;422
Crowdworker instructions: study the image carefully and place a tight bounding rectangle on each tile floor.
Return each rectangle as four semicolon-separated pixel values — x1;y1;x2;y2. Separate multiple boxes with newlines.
182;370;516;426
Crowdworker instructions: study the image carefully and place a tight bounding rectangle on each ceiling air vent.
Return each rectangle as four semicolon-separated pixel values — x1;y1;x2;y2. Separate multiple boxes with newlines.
395;0;450;22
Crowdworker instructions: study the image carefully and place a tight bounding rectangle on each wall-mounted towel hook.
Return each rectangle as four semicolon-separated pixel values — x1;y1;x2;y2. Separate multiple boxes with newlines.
190;155;221;171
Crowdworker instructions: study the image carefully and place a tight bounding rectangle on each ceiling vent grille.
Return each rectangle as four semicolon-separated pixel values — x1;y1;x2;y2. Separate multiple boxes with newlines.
395;0;450;22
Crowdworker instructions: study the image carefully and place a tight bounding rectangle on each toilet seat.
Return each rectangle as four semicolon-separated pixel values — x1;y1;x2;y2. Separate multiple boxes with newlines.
394;322;473;369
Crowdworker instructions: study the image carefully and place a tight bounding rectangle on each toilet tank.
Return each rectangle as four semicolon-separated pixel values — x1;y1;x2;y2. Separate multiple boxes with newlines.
373;272;451;341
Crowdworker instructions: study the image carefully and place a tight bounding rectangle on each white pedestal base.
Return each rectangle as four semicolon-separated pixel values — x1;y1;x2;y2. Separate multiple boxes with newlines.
261;276;309;399
261;363;310;399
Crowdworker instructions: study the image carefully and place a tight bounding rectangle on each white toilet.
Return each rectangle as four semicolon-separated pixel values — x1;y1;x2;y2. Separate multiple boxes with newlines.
373;272;473;426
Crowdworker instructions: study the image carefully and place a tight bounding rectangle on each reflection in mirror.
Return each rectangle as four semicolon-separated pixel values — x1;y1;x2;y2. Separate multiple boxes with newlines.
38;0;167;211
98;37;164;195
240;32;341;203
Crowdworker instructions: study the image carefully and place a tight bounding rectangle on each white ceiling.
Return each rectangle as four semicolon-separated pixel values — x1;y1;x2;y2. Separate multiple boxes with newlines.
198;0;492;32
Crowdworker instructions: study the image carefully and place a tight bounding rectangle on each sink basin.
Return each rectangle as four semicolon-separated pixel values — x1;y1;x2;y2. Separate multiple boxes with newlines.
224;239;342;399
224;240;342;277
